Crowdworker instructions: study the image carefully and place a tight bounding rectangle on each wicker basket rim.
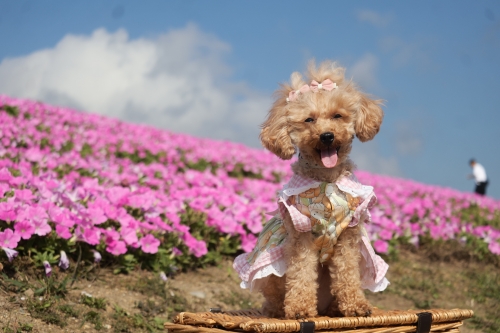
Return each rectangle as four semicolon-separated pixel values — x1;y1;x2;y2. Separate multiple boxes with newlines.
171;308;473;333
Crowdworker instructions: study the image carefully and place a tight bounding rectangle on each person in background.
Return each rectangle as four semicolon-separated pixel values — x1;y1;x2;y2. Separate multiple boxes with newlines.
468;159;488;196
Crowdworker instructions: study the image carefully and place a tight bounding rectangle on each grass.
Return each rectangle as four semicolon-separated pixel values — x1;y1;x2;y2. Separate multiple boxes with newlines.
464;270;500;333
380;244;500;333
82;310;104;330
81;294;107;309
0;241;498;332
217;290;255;309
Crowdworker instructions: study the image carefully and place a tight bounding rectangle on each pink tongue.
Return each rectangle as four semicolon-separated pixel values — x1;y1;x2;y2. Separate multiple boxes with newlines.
321;147;338;168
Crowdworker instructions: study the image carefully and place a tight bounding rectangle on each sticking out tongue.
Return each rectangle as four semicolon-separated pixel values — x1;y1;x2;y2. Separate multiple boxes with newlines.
321;147;338;168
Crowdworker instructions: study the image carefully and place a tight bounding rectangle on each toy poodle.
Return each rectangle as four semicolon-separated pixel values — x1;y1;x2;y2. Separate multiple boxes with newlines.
234;60;389;319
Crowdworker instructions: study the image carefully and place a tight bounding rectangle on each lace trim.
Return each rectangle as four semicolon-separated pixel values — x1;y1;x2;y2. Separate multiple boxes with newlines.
240;258;287;291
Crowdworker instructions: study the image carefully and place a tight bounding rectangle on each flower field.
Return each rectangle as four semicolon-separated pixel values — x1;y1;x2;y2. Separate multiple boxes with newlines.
0;95;499;275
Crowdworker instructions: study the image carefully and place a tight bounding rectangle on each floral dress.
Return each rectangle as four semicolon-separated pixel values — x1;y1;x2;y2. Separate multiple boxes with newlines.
233;173;389;293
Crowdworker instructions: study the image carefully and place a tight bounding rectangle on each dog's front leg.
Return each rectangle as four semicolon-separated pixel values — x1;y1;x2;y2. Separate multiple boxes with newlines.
328;226;372;317
261;275;286;318
282;215;319;319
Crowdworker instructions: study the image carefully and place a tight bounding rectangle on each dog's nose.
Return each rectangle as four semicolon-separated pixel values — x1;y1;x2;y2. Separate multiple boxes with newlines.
320;132;334;145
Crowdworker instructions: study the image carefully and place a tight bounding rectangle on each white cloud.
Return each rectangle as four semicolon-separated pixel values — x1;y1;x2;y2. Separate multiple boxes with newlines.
349;53;380;91
351;140;403;177
356;10;392;28
0;24;271;148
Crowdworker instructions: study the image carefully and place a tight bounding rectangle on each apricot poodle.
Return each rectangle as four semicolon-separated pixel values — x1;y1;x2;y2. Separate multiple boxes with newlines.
234;60;389;319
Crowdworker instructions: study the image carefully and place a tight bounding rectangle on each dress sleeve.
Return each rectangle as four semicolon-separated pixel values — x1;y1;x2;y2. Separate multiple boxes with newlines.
336;175;377;226
278;200;312;232
352;190;377;226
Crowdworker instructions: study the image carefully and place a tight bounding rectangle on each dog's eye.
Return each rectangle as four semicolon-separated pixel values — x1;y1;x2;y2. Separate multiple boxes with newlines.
305;118;315;123
333;114;342;119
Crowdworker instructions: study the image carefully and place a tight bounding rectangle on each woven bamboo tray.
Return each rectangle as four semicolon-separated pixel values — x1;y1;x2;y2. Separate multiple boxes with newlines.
164;308;474;333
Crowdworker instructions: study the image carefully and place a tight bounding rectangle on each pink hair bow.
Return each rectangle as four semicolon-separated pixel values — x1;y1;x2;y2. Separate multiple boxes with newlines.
287;84;311;103
310;79;337;92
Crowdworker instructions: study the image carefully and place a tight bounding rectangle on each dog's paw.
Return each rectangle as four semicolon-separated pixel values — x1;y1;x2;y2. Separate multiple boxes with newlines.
262;304;285;319
339;300;372;317
284;306;318;320
324;305;343;318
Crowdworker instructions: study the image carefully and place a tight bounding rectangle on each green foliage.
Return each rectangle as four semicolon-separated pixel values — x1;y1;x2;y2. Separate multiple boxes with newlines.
39;137;51;149
1;105;20;117
112;305;166;333
82;310;104;330
465;270;500;333
272;171;283;183
33;276;70;299
80;142;93;158
31;249;59;267
217;290;255;309
59;140;74;154
1;321;34;333
184;158;217;173
227;162;263;180
19;323;33;332
129;277;167;299
59;304;79;318
115;149;165;165
460;203;500;229
27;298;67;327
113;254;138;275
81;294;107;310
0;274;30;293
35;123;51;133
54;163;74;178
7;167;21;177
137;299;166;318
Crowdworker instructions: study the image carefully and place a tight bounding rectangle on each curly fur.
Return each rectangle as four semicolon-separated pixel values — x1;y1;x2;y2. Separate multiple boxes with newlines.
259;60;384;319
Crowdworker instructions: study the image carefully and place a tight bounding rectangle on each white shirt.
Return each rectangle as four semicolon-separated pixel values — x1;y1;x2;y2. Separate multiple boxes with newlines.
472;163;487;183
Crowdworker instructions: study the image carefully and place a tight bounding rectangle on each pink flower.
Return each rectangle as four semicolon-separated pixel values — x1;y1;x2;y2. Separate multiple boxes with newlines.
43;261;52;277
33;221;52;236
182;233;208;258
55;225;72;239
80;228;100;245
14;221;35;240
489;241;500;255
59;251;69;270
0;229;21;249
121;227;138;246
91;250;102;263
172;247;182;256
373;240;389;254
139;234;160;254
86;206;107;225
379;229;393;241
0;167;13;182
15;189;35;202
106;240;127;256
2;247;18;262
240;233;257;253
0;202;16;221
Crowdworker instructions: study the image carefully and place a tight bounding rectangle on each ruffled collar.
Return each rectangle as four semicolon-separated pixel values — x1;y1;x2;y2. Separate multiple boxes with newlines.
280;173;374;203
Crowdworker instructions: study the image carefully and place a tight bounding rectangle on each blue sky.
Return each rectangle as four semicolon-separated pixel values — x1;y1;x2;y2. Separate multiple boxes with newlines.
0;1;499;198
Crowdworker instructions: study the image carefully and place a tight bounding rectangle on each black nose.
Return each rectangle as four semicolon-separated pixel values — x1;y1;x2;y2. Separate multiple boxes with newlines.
320;132;334;145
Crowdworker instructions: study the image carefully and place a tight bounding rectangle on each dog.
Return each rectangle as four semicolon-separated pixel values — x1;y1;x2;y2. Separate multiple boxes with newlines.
233;60;389;319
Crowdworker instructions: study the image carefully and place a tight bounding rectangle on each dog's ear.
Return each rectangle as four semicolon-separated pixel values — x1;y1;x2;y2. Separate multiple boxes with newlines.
260;99;296;160
260;73;305;159
355;94;384;142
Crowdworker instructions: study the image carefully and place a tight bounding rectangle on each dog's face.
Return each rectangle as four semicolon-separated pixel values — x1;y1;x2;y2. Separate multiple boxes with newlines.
260;61;383;168
287;91;358;168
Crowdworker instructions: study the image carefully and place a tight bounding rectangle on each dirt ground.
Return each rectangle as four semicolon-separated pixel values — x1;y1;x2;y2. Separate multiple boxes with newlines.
0;248;497;333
